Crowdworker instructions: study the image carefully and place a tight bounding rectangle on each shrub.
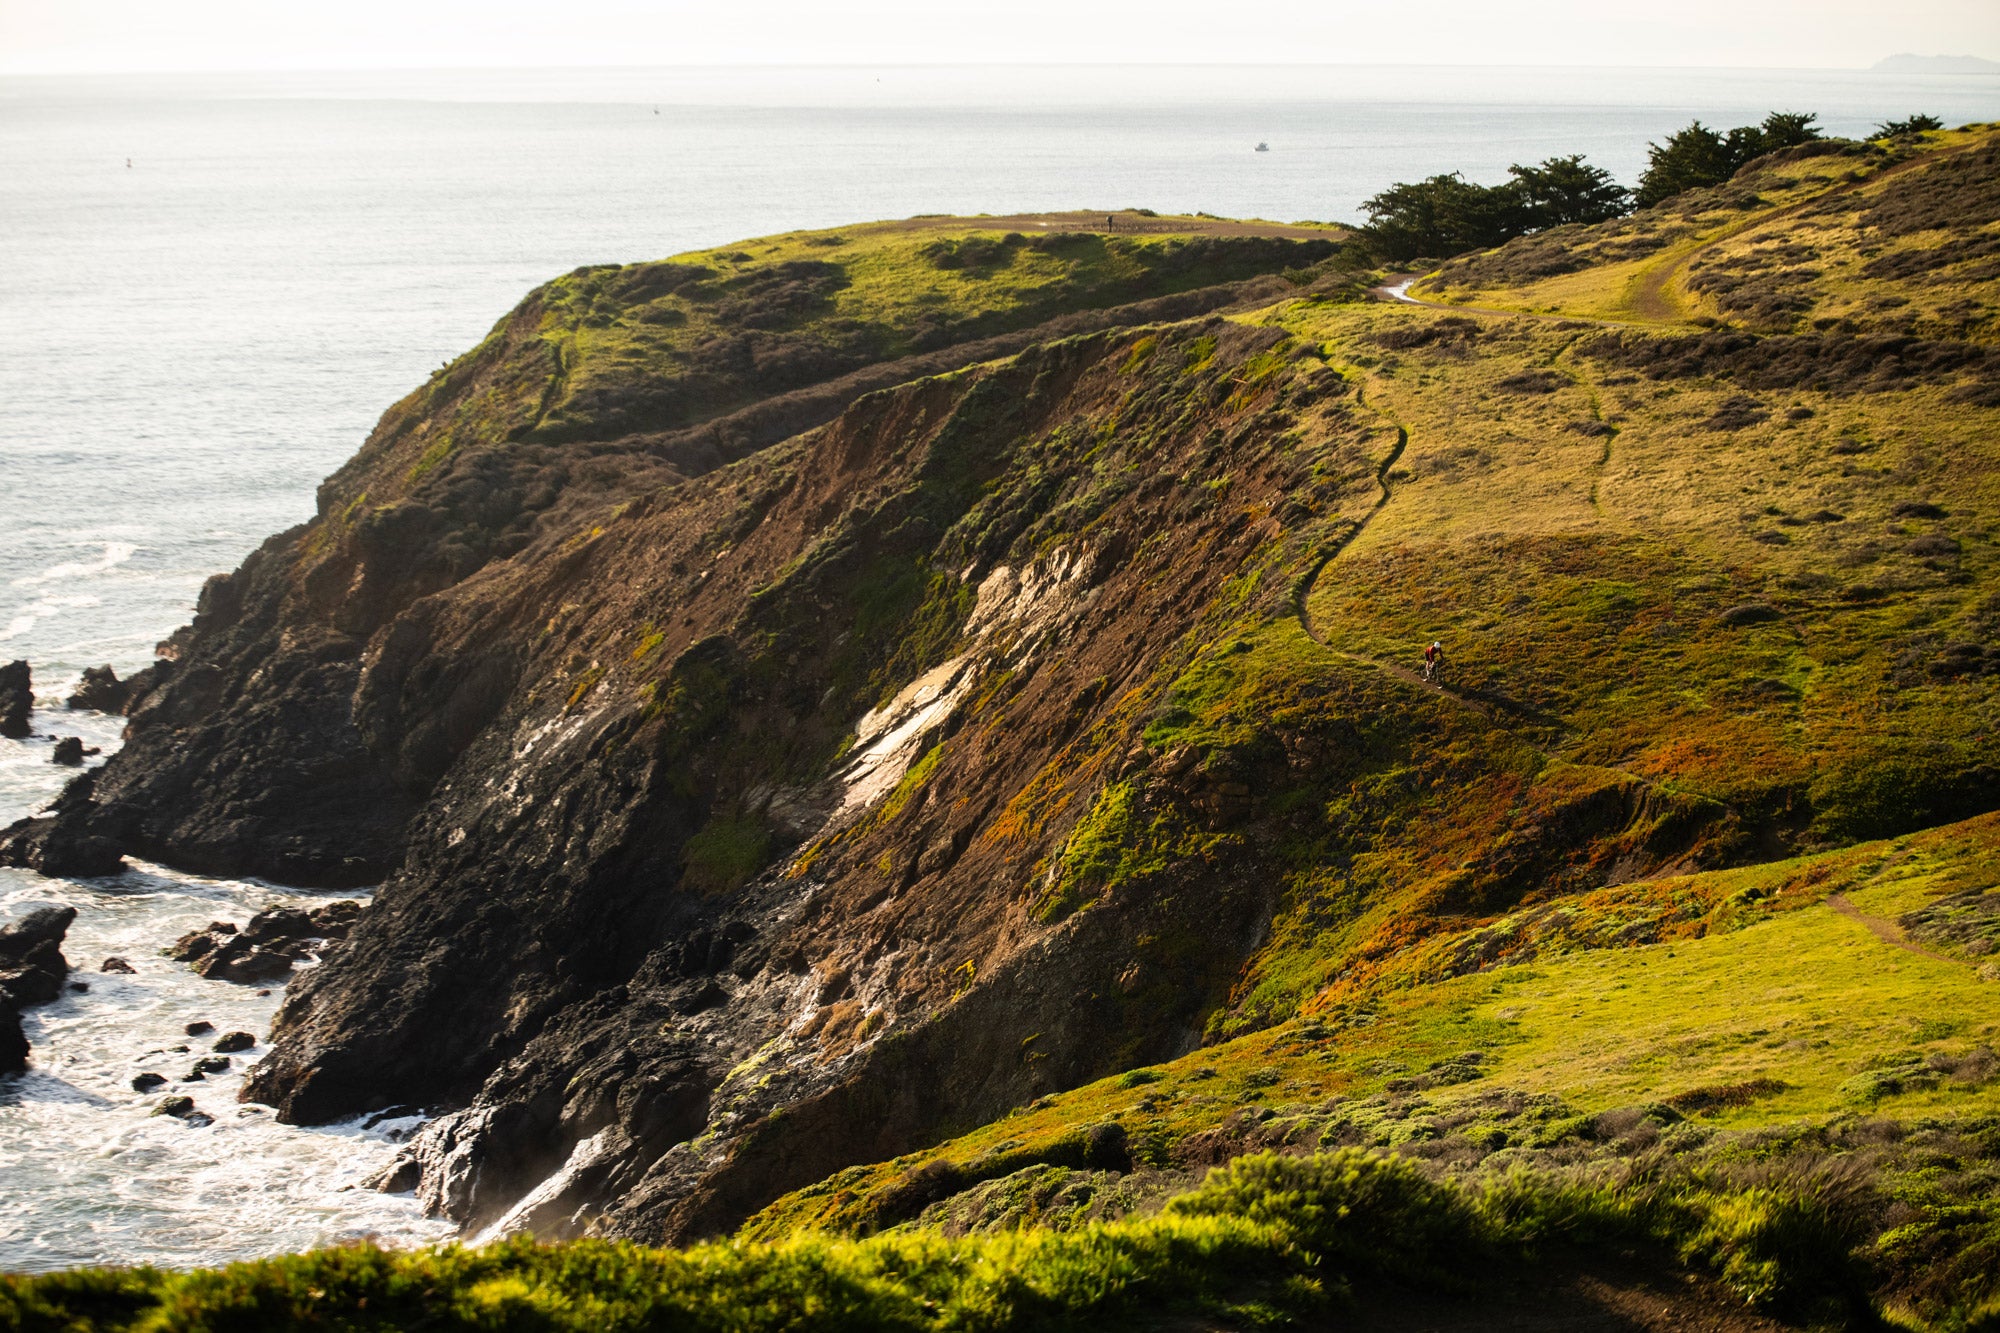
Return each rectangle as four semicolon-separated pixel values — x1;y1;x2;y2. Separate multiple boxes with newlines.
1166;1150;1487;1288
1877;113;1945;139
1669;1173;1871;1318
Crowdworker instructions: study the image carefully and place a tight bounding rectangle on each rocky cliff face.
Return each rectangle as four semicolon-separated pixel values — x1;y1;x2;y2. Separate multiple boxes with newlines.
243;314;1391;1239
12;137;2000;1246
6;223;1397;1235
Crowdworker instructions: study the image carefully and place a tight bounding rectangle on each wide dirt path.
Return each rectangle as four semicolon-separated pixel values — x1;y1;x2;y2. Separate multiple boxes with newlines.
1827;892;1961;965
1371;276;1648;328
865;211;1346;241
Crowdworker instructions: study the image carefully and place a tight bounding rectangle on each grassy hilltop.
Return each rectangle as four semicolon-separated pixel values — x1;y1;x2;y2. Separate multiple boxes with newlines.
8;130;2000;1329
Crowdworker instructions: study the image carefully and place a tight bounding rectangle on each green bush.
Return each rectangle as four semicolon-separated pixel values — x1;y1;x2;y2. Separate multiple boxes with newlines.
1876;114;1945;139
1669;1179;1869;1317
1166;1149;1486;1288
1809;751;2000;843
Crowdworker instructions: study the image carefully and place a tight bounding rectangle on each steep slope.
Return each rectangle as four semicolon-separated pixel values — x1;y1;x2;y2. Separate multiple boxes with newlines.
1;220;1341;887
8;130;2000;1293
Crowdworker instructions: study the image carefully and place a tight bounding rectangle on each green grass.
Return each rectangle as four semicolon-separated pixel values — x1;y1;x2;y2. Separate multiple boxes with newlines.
745;814;2000;1278
9;1147;1969;1329
737;132;2000;1283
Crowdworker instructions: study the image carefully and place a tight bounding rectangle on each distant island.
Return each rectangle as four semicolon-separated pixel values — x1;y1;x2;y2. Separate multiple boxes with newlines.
1873;52;2000;74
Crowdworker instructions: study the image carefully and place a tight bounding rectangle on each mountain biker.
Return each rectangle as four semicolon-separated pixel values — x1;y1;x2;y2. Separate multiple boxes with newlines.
1422;640;1446;684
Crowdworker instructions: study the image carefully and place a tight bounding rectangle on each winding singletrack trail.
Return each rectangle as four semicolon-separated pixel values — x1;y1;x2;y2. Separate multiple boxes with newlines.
1290;414;1547;727
1827;892;1961;966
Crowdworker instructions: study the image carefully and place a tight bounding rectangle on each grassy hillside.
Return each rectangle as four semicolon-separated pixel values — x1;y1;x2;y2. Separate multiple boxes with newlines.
10;130;2000;1328
732;124;2000;1322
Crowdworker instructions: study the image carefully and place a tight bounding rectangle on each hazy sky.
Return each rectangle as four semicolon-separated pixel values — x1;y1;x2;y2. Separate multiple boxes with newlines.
2;0;1996;74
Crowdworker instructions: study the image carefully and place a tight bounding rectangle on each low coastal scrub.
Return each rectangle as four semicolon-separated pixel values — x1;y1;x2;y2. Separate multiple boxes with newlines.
8;1147;1986;1330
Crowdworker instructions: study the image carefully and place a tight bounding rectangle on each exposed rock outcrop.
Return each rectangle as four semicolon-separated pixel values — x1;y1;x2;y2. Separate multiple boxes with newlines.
0;771;125;878
0;260;1317;891
0;905;76;1075
0;660;30;739
167;902;362;984
65;663;164;715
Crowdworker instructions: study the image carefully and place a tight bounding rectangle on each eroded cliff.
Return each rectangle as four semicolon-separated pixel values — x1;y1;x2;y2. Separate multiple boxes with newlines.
10;129;2000;1256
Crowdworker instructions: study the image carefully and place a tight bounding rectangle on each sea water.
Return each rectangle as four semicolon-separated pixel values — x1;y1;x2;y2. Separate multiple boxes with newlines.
1;62;1995;1272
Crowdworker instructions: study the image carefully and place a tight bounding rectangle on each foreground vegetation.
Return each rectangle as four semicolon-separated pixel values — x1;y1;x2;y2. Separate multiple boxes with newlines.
10;1146;1994;1330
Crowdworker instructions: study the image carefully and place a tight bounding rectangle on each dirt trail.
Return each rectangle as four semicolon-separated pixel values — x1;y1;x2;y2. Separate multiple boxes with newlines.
1290;415;1545;727
1827;892;1960;965
1372;277;1647;329
865;211;1346;241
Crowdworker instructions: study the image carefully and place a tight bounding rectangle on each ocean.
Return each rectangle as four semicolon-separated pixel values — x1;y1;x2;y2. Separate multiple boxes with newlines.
1;61;1995;1272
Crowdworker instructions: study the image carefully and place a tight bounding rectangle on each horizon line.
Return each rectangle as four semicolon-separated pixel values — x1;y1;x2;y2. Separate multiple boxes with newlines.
5;57;1999;79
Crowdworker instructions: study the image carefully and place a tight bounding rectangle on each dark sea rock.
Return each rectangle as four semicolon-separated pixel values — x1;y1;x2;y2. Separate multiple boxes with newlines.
65;663;163;715
184;1020;214;1036
0;907;75;1074
0;660;30;739
0;1005;25;1076
169;928;231;963
51;737;84;767
131;1071;167;1092
169;905;359;985
0;771;125;878
100;957;136;974
213;1030;256;1053
152;1095;212;1125
66;665;126;712
197;945;294;985
245;907;314;942
0;906;76;1008
186;1056;230;1079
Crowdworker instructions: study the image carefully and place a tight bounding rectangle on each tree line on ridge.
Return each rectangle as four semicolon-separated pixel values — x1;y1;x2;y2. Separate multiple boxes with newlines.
1358;110;1946;263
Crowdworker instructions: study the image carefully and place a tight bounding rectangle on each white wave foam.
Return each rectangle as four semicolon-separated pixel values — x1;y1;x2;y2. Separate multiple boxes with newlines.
11;542;138;589
0;865;447;1273
0;594;101;644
